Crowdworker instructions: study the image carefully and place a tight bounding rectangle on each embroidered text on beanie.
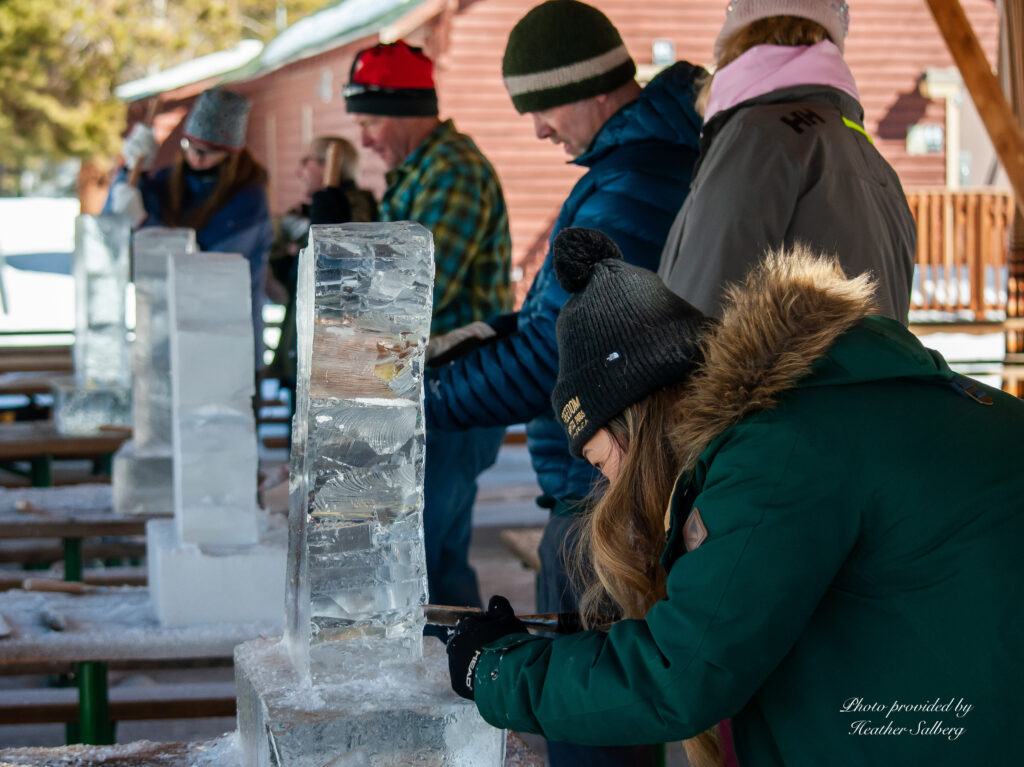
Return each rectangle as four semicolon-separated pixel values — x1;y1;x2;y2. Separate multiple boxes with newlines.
551;228;708;458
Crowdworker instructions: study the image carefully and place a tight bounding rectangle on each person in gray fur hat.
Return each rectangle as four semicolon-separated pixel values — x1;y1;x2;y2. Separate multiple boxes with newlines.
105;87;272;365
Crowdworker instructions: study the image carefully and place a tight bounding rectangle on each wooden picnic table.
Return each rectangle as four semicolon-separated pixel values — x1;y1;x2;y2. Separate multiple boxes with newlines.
0;493;153;584
0;731;545;766
0;587;279;745
0;346;73;375
0;421;129;487
0;372;73;398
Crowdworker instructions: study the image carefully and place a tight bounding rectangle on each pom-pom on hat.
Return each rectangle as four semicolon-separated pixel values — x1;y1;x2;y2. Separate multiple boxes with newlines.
714;0;851;59
502;0;636;114
551;228;709;458
344;40;439;117
183;88;250;151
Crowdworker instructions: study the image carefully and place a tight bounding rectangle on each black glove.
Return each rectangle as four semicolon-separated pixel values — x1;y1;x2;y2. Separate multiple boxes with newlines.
446;595;529;700
310;185;353;225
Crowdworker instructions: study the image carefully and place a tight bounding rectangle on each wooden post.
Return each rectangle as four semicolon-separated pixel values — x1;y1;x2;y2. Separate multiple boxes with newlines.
323;141;343;188
924;0;1024;214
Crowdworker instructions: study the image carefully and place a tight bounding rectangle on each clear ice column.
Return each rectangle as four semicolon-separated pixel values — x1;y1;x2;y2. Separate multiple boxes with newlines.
285;222;434;683
113;228;196;515
54;215;132;434
236;223;504;767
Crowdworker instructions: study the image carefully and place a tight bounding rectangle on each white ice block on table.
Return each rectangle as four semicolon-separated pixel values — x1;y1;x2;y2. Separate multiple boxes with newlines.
167;252;258;546
147;519;285;627
174;411;258;544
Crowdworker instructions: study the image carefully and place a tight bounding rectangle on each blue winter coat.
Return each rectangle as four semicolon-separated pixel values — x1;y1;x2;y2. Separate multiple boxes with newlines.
425;62;703;504
105;166;272;356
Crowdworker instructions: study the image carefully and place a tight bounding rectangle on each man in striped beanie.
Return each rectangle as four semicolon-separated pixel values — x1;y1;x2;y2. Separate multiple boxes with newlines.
502;0;640;156
423;3;706;764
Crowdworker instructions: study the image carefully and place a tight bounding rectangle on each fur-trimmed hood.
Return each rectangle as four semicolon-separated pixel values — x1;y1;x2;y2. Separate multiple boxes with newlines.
672;245;880;472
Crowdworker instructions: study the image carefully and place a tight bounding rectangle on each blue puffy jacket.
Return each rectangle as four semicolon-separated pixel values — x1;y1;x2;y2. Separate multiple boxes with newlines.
425;62;704;505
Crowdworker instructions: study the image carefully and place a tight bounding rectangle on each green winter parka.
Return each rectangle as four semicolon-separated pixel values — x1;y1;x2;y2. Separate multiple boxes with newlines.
470;250;1024;766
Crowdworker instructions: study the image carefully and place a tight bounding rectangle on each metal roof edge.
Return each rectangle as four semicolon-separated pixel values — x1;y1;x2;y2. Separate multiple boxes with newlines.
114;39;264;102
229;0;432;83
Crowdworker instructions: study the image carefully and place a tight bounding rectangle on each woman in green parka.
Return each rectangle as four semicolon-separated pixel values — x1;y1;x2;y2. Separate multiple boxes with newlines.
446;227;1024;767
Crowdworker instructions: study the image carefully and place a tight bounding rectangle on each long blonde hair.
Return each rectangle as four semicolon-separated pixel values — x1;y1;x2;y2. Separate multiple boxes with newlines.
696;16;831;115
569;385;723;767
161;147;268;230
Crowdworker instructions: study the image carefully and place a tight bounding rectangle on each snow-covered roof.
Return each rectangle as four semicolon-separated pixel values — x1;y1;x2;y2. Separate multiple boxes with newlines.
231;0;431;80
114;39;265;102
114;0;432;101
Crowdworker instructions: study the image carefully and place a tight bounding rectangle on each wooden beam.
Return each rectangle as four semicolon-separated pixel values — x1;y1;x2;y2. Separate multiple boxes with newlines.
924;0;1024;212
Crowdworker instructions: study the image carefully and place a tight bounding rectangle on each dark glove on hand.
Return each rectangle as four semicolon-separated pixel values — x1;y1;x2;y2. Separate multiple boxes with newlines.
446;595;529;701
310;185;353;225
487;312;519;339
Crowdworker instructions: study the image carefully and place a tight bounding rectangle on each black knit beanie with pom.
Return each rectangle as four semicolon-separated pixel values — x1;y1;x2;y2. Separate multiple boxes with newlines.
551;227;709;458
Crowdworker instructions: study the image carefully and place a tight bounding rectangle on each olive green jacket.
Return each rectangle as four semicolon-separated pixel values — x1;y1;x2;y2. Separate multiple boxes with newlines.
471;250;1024;766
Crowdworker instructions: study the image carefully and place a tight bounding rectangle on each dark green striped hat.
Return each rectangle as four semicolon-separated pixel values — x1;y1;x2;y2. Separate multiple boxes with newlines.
502;0;636;114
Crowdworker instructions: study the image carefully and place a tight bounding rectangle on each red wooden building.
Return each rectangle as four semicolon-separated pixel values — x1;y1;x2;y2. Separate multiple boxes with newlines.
119;0;1004;304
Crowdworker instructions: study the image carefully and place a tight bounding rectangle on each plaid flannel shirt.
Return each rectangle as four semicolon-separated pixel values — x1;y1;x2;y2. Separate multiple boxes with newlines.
381;119;512;336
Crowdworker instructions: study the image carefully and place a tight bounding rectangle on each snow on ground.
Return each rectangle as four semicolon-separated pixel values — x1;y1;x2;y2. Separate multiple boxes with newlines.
0;198;79;339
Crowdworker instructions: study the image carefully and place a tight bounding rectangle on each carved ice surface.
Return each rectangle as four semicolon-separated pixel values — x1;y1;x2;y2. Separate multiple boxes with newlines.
285;222;435;683
240;223;503;766
167;252;258;545
72;215;131;388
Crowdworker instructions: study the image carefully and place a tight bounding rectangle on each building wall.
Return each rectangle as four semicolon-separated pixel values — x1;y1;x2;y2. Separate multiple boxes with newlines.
226;0;1002;303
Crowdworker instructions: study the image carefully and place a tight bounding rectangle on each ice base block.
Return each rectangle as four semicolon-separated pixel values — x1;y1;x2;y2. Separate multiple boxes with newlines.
112;441;173;515
147;519;287;626
235;636;505;767
52;383;131;435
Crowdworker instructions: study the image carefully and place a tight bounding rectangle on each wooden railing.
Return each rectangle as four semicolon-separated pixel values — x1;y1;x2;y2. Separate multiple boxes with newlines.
905;188;1015;322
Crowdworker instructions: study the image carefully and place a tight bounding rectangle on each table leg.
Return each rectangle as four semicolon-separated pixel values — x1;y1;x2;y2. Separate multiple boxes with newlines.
76;661;114;745
63;538;83;582
654;743;666;767
30;456;52;487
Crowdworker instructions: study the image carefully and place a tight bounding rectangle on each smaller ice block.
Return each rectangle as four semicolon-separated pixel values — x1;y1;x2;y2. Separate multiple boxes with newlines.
235;637;505;767
52;383;131;435
147;519;286;626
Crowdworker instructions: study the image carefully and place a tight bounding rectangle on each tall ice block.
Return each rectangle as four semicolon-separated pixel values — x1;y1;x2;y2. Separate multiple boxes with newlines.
148;251;285;627
169;252;259;545
237;223;503;766
286;223;434;682
113;228;196;515
54;215;132;434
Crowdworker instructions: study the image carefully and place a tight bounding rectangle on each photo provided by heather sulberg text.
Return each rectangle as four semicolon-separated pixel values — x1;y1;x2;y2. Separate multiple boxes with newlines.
840;697;972;741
